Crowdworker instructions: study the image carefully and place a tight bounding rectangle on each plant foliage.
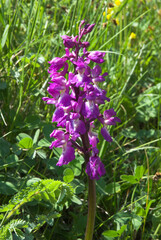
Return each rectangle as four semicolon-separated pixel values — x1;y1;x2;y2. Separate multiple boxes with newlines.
0;0;161;239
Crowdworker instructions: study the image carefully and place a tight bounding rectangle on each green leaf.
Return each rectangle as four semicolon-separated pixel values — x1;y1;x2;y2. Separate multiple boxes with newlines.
45;158;56;171
13;228;24;239
18;137;33;149
114;211;143;231
37;212;61;226
1;24;9;48
96;178;107;195
6;230;12;240
37;56;45;64
105;182;121;195
0;219;28;240
68;155;84;176
43;124;54;141
145;200;155;217
71;195;82;205
0;138;10;158
70;179;85;194
12;144;22;155
24;115;41;130
120;175;139;184
33;129;40;144
16;133;32;142
121;127;137;139
36;150;46;159
0;154;19;169
38;138;51;147
118;225;127;234
0;180;74;216
6;154;18;164
63;168;74;183
114;212;132;225
102;225;127;238
26;178;41;186
0;181;17;195
102;230;120;237
132;215;142;231
134;165;144;180
136;207;146;217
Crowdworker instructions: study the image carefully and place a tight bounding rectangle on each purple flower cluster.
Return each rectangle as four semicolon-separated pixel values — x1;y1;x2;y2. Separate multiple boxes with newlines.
43;20;120;180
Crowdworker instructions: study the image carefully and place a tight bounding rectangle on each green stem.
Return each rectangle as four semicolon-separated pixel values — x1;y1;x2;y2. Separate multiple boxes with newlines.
85;178;96;240
80;122;96;240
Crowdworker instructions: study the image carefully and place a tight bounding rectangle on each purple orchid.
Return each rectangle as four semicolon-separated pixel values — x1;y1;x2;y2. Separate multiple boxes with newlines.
86;155;106;180
43;20;120;180
86;51;106;63
49;130;75;166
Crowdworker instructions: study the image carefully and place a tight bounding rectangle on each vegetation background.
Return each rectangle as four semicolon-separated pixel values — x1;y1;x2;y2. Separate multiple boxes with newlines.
0;0;161;239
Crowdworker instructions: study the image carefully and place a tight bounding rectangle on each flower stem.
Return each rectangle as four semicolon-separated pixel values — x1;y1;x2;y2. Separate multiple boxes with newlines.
85;178;96;240
80;124;96;240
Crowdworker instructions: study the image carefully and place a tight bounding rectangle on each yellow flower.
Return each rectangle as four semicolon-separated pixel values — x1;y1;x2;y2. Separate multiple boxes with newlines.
107;14;112;20
129;32;136;39
103;11;106;17
114;0;121;6
107;8;113;14
115;18;119;25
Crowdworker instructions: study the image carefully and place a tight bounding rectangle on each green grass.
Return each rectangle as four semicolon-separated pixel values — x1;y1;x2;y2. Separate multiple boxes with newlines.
0;0;161;239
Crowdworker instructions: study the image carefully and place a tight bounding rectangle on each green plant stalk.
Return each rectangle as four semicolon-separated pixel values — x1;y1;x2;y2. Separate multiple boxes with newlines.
81;130;96;240
85;178;96;240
